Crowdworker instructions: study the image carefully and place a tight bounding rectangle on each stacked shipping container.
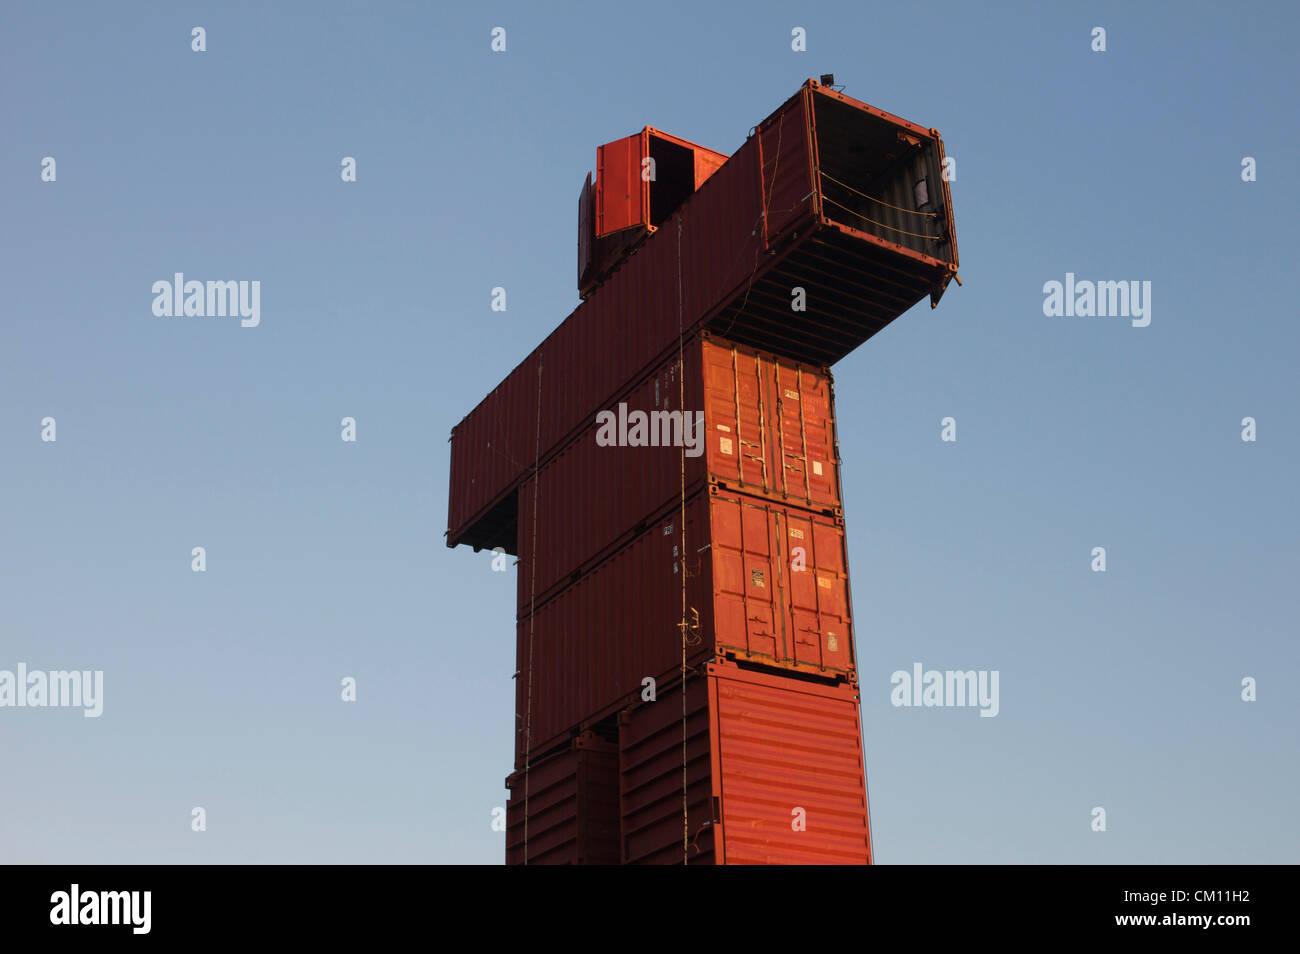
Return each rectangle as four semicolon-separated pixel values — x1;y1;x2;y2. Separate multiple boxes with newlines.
515;480;856;766
447;79;958;554
448;80;958;864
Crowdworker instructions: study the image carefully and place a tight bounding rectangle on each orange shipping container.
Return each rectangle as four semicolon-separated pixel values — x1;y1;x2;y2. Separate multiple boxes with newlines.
619;662;872;865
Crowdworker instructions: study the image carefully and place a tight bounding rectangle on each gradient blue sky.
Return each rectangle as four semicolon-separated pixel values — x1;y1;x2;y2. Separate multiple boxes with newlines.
2;0;1296;863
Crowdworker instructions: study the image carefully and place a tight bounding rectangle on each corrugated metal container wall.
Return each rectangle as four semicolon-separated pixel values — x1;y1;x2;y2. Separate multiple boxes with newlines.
514;338;703;609
692;147;728;189
596;132;646;237
504;732;620;865
701;335;840;509
707;663;871;864
707;486;855;675
618;673;715;865
617;662;872;866
515;334;842;608
757;87;815;247
447;96;816;550
514;485;856;765
514;487;714;767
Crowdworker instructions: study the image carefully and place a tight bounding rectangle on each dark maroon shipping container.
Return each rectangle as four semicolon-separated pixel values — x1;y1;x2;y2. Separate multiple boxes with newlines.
504;731;620;865
618;671;715;865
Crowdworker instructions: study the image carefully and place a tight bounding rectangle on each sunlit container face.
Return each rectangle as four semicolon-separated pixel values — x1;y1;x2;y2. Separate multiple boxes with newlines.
700;335;840;508
619;662;872;865
708;489;854;674
618;672;714;865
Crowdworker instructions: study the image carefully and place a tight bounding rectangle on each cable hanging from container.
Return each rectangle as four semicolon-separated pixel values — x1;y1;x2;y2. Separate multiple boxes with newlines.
676;213;690;867
725;116;786;341
523;361;543;865
818;171;939;218
820;195;943;241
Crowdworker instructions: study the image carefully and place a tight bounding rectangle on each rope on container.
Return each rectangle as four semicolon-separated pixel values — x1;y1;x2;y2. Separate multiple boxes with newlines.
818;171;939;218
676;213;689;867
485;440;527;472
523;361;542;865
719;113;786;341
820;194;943;241
763;114;782;241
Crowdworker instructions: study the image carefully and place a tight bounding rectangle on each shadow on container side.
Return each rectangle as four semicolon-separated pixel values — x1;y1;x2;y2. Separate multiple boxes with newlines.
505;731;620;866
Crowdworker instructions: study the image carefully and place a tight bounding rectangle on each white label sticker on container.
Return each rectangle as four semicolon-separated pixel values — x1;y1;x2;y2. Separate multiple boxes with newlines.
720;437;734;456
817;576;831;589
716;424;731;432
827;634;838;653
812;460;823;476
785;389;799;400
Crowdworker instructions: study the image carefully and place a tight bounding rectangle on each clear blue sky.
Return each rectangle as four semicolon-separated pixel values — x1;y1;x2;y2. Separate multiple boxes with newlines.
2;0;1296;863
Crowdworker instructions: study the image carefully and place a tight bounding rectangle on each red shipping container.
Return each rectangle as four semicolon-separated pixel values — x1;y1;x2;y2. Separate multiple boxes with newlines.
516;333;842;609
580;127;729;298
504;731;619;865
514;485;857;766
619;661;872;865
448;80;959;554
